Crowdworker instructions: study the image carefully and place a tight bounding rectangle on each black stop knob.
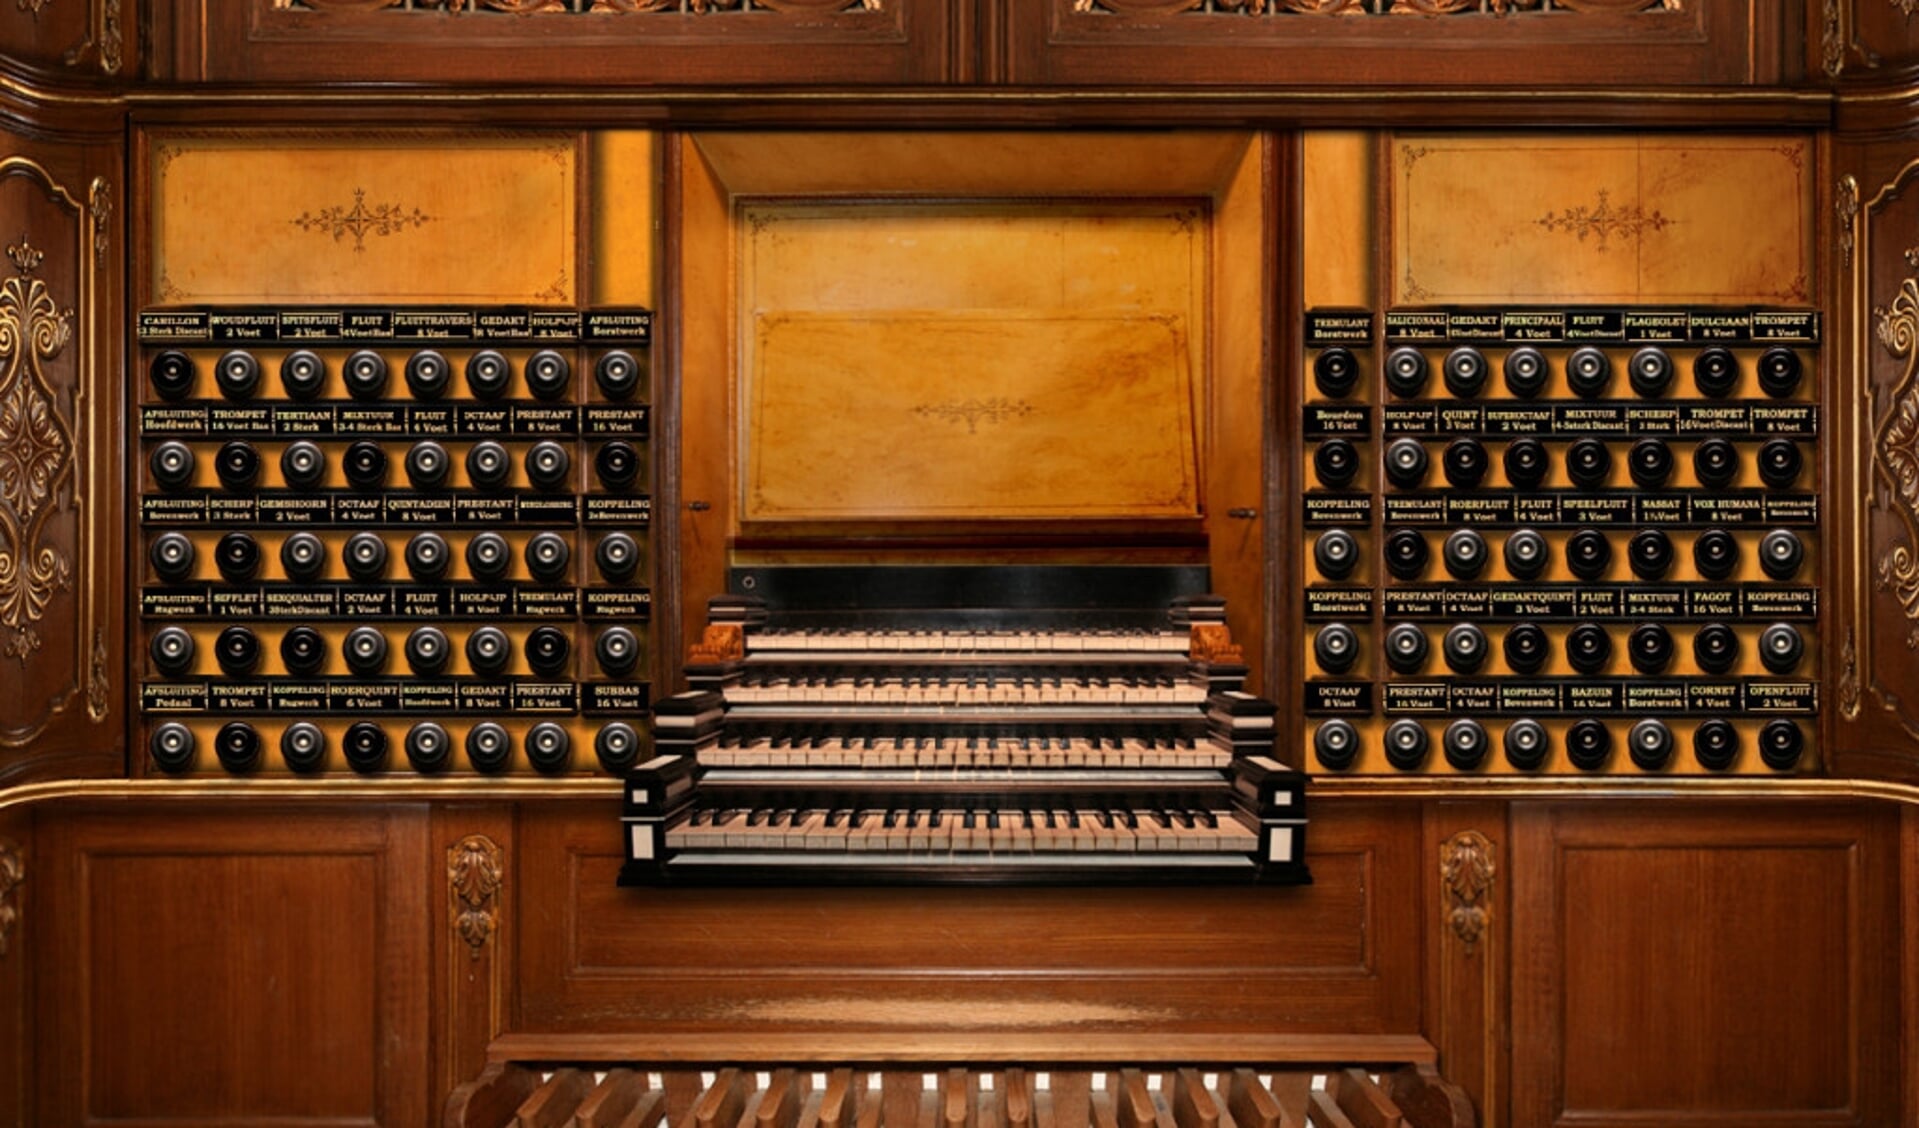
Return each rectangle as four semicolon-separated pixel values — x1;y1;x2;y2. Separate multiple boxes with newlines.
1693;719;1740;772
215;350;262;401
526;722;573;774
214;625;260;676
1693;623;1741;674
405;722;452;774
1758;719;1804;772
1628;528;1674;580
1443;718;1489;771
1628;623;1674;674
281;722;327;774
466;722;512;774
343;441;388;491
1629;439;1673;489
1313;347;1360;399
1503;347;1549;398
280;350;326;400
1384;438;1429;489
343;531;388;582
1757;347;1803;398
1384;528;1429;581
1443;623;1488;674
150;626;195;677
466;625;511;675
596;626;641;677
1693;438;1739;489
1384;347;1429;399
1693;528;1740;580
150;350;197;401
1758;439;1802;489
1314;719;1359;771
596;722;643;772
280;441;327;490
466;350;512;400
526;626;571;677
525;350;572;401
1628;346;1673;398
343;350;389;401
1503;438;1550;489
1443;438;1488;488
1504;623;1550;674
1567;529;1612;581
215;721;262;773
1503;528;1549;579
405;442;450;490
149;532;196;583
404;350;450;400
215;532;260;583
596;350;643;400
1759;529;1805;580
215;441;260;491
596;441;642;492
1759;623;1804;674
280;626;327;677
405;532;449;582
525;441;571;491
1566;347;1611;399
1566;439;1612;489
1313;438;1359;488
1628;719;1674;771
1566;719;1613;772
1504;718;1550;771
150;441;196;491
1313;623;1359;673
1384;623;1429;674
1443;528;1488;579
1693;347;1739;397
465;441;512;491
280;532;326;582
1443;346;1488;398
525;532;571;584
343;625;389;675
343;722;389;775
149;722;196;774
1383;720;1430;771
596;532;641;583
405;626;450;676
465;532;511;581
1566;623;1613;674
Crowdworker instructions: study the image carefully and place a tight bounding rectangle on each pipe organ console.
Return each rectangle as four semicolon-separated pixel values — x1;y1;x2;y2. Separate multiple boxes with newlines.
4;5;1919;1128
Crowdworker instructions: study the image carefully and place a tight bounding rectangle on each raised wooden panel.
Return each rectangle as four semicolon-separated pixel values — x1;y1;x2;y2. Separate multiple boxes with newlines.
158;0;955;86
1389;134;1815;307
145;133;581;307
0;141;122;785
1817;0;1919;80
1511;802;1898;1128
1009;3;1786;88
0;0;129;80
514;799;1422;1037
33;805;431;1128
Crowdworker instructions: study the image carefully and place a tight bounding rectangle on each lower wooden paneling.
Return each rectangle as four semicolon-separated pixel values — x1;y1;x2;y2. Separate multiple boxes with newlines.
33;804;431;1128
1510;801;1899;1128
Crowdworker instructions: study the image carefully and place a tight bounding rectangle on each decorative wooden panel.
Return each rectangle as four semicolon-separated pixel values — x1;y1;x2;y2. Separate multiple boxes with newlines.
1009;2;1785;87
33;805;431;1128
1510;801;1899;1128
146;133;581;306
514;799;1422;1038
0;143;121;785
1389;134;1815;306
156;0;954;85
0;0;128;79
1814;0;1919;79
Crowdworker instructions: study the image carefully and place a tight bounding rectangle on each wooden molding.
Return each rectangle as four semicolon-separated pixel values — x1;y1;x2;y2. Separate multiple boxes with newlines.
447;834;504;958
0;838;20;960
1439;830;1494;955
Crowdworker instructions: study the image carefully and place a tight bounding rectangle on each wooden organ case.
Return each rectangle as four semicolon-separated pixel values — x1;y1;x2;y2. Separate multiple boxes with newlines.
3;4;1919;1127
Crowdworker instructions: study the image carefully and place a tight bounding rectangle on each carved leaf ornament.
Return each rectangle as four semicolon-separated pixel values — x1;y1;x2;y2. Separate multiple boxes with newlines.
0;238;74;664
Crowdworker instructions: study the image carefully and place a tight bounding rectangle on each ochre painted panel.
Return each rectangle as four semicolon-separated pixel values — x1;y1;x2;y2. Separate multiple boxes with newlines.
1302;131;1374;311
149;134;578;305
1391;134;1814;306
739;203;1205;523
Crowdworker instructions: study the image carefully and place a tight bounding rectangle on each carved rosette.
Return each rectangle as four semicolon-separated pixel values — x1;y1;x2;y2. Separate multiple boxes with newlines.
447;834;503;959
0;838;21;959
0;237;75;665
1440;830;1494;955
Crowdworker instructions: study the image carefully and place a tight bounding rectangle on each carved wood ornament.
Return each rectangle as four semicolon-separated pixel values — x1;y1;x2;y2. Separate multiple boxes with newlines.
276;0;880;11
0;838;19;959
0;235;74;666
448;835;504;959
1072;0;1676;14
1440;830;1494;955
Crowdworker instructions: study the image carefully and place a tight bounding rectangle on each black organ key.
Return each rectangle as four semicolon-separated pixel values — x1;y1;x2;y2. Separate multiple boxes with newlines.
467;722;512;773
466;350;512;400
1443;623;1488;674
1759;529;1804;580
1384;438;1429;489
149;531;196;583
1443;346;1488;398
1758;719;1804;771
1693;623;1740;674
526;625;571;677
1384;528;1429;580
1758;439;1802;488
343;625;389;675
405;532;450;581
596;626;640;677
1566;529;1612;581
1443;438;1488;488
1384;719;1429;771
216;721;263;773
1504;718;1549;771
344;531;388;582
150;722;196;774
1443;718;1488;770
1628;346;1673;398
343;722;389;775
525;350;572;401
1503;346;1549;398
1384;347;1429;399
1628;439;1673;489
280;350;326;400
596;441;643;491
1628;529;1674;580
1628;719;1674;771
525;532;571;583
343;440;389;491
1628;623;1674;674
1693;719;1740;772
405;349;451;400
595;350;643;400
405;441;450;489
215;625;261;676
1565;347;1611;399
1504;623;1550;674
1565;438;1612;489
525;441;572;491
1313;346;1360;398
1314;528;1359;580
149;626;195;677
215;441;261;491
1503;528;1549;579
1693;528;1740;580
281;722;326;774
1442;528;1487;579
281;441;327;490
1314;439;1360;488
215;350;262;401
150;350;196;401
1313;623;1359;673
343;350;389;401
405;722;452;773
1566;719;1612;772
466;441;512;491
1693;438;1739;489
1503;438;1550;489
406;626;451;676
595;723;641;773
1757;347;1803;398
1565;623;1612;675
1384;623;1429;674
150;441;196;491
1759;623;1804;674
466;532;511;581
1693;347;1739;397
281;532;326;582
281;626;328;676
